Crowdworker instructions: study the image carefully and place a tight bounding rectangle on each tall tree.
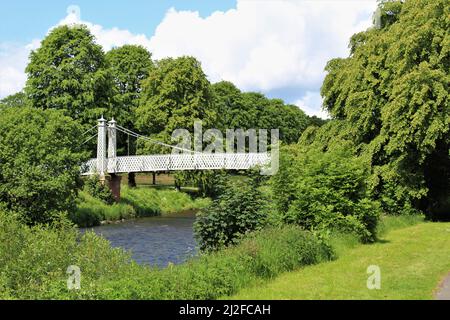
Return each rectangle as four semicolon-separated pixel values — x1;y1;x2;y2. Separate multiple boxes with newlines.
136;56;216;148
25;25;114;126
106;45;153;133
136;56;216;192
106;45;153;187
321;0;449;218
212;81;310;145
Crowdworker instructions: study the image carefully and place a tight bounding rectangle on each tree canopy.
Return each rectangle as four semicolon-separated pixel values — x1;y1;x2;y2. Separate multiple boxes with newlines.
106;45;153;157
25;25;114;126
212;81;311;144
320;0;449;217
106;45;153;131
135;56;216;155
0;107;87;224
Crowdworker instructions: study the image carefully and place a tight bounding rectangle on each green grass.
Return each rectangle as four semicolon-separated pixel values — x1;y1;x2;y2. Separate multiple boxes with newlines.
228;216;450;300
88;226;333;300
71;186;211;227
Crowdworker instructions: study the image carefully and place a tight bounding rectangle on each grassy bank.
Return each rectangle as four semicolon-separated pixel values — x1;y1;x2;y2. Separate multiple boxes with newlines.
71;186;211;227
228;216;450;300
0;214;333;300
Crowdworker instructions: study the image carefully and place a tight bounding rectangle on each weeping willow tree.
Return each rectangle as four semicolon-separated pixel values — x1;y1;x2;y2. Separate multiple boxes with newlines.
318;0;449;218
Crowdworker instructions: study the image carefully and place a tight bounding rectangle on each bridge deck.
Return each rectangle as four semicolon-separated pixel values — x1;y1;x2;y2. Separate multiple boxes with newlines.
82;153;270;175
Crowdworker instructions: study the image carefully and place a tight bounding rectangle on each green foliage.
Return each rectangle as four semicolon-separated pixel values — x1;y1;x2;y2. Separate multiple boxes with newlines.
106;45;153;155
121;186;210;216
83;175;114;205
72;191;136;227
272;135;381;242
0;92;28;109
194;175;269;251
71;186;211;227
0;211;332;300
211;81;310;144
136;56;216;140
88;225;333;300
0;211;131;299
25;25;114;126
174;170;227;198
321;0;449;218
0;107;87;224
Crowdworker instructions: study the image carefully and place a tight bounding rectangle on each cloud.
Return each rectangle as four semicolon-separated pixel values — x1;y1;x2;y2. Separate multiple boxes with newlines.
57;5;152;52
0;40;40;98
0;5;152;99
148;0;378;117
0;0;378;118
294;91;328;119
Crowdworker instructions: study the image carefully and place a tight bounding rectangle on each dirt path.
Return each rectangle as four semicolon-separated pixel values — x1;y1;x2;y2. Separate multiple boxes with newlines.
435;272;450;300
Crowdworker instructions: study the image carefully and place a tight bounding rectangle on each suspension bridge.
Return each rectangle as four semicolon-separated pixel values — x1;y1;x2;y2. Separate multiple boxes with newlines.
81;117;273;200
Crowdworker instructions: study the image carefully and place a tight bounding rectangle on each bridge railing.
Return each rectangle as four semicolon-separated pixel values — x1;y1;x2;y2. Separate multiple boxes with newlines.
81;153;271;176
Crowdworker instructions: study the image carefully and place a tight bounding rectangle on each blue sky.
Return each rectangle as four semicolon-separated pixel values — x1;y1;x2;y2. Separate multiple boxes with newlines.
0;0;378;118
0;1;236;43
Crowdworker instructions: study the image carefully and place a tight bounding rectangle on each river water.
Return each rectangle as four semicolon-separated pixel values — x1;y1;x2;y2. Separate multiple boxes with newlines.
84;211;198;268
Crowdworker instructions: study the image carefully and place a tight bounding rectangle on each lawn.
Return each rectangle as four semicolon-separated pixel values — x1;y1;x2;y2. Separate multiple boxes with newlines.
228;218;450;300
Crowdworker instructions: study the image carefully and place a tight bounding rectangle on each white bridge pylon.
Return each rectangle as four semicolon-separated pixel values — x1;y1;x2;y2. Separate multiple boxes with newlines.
81;117;272;177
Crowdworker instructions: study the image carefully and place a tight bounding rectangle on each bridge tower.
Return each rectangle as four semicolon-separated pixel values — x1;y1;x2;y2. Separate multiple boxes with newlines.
96;117;107;180
107;118;121;202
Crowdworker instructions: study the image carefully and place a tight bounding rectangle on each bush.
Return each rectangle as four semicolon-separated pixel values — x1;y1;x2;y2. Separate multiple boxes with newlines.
273;143;381;242
83;175;115;205
0;107;87;225
0;211;131;299
194;175;268;251
71;187;211;227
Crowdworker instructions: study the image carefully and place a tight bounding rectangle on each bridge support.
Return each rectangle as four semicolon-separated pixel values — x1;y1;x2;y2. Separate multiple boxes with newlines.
108;174;122;202
97;117;107;180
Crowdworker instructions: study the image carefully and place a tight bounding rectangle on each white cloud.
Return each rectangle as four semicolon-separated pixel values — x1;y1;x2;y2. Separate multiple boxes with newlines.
57;5;151;52
0;0;378;116
294;91;328;119
0;40;40;98
149;0;377;117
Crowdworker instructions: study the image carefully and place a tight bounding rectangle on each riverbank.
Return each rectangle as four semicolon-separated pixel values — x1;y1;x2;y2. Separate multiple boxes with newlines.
71;186;211;227
228;216;450;300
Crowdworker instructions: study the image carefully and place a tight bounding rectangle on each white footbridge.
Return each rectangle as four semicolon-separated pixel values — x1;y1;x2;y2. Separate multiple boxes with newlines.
81;118;273;177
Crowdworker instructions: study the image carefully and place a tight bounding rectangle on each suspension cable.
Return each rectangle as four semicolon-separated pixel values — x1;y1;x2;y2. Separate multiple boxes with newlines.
80;134;98;146
81;125;98;136
115;125;199;154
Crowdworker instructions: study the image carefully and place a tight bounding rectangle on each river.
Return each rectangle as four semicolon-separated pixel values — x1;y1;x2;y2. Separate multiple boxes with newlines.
83;211;198;268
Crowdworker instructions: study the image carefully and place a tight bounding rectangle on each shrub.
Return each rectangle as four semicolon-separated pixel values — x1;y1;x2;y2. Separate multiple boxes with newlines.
0;211;131;299
0;107;87;225
273;143;381;242
194;175;268;251
0;211;333;300
71;191;136;227
71;187;211;227
83;175;115;205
